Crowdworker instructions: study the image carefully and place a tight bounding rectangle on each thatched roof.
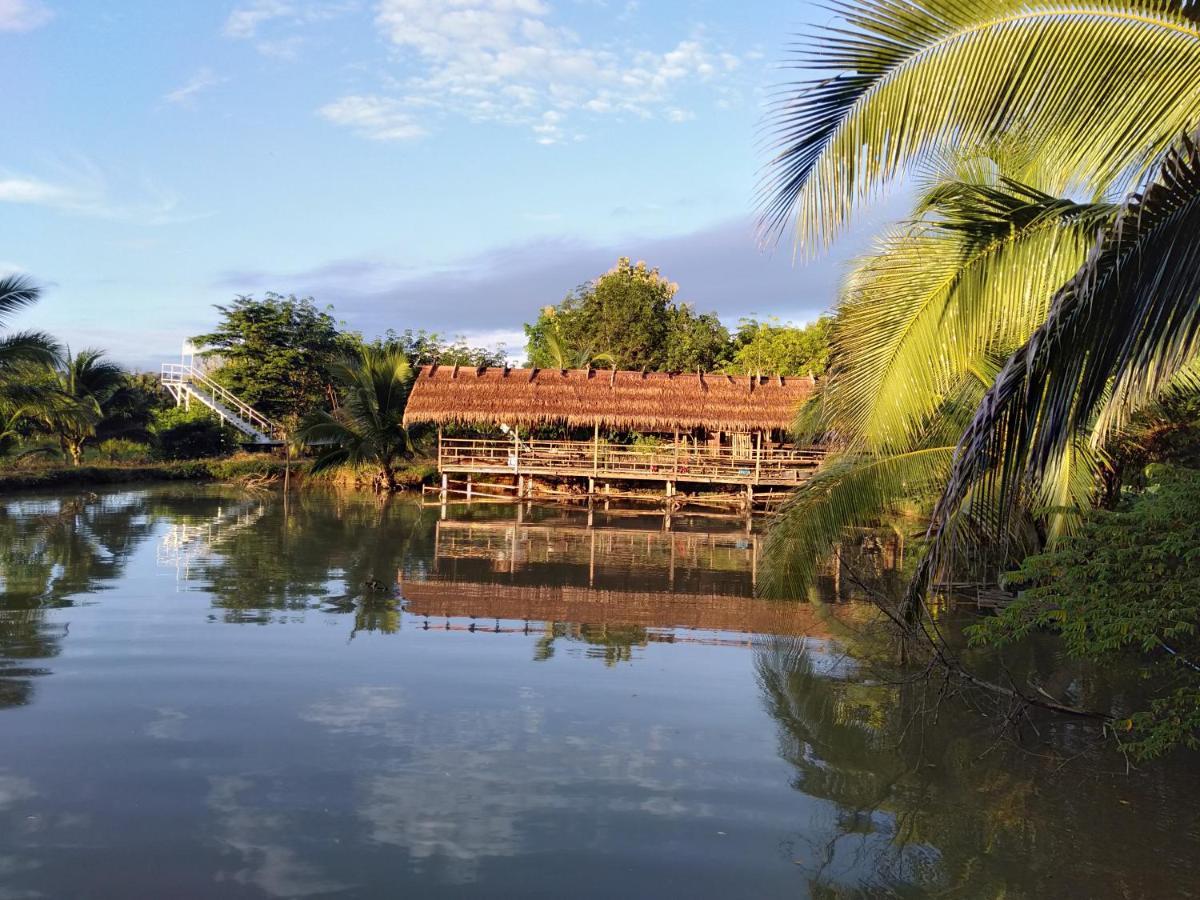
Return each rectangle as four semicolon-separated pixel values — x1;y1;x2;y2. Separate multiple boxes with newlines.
403;365;816;431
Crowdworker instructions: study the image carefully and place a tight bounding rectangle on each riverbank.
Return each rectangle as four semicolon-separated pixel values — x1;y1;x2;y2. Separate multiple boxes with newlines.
0;454;439;494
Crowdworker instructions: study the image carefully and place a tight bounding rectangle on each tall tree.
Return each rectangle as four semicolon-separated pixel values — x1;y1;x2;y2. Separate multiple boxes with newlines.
192;294;349;420
525;258;728;371
726;317;830;377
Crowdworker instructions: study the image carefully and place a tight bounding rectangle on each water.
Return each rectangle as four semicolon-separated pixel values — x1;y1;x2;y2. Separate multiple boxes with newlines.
1;485;1197;899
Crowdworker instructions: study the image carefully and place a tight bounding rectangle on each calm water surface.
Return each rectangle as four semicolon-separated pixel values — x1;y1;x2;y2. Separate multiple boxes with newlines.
1;485;1198;899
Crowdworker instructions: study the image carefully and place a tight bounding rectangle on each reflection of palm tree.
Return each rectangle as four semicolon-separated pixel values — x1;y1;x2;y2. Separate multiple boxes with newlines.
752;633;1186;898
0;492;158;710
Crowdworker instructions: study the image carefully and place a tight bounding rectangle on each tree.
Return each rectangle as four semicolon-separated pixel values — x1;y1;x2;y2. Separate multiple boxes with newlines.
41;348;126;466
375;329;509;368
524;258;728;371
299;347;413;491
192;294;349;421
726;316;830;377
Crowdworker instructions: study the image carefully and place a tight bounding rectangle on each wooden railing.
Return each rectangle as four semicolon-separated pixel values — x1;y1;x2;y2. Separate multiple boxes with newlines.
437;437;824;485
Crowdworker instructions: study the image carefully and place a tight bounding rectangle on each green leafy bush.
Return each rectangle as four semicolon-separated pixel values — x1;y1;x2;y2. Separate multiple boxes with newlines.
96;438;151;464
969;466;1200;759
151;406;239;460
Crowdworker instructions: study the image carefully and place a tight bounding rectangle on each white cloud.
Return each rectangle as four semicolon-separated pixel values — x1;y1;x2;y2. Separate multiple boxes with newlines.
223;0;294;39
0;162;194;225
318;0;742;144
164;68;225;105
0;0;52;32
317;95;429;141
0;176;70;205
224;0;357;52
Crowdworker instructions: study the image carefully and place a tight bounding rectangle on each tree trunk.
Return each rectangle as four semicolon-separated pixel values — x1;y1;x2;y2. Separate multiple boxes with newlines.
381;464;398;493
66;438;84;467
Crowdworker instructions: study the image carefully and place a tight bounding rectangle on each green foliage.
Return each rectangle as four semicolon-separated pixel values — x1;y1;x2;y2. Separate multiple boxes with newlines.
151;406;238;461
727;316;830;377
760;0;1200;253
299;346;413;490
969;467;1200;758
192;293;350;420
374;328;508;368
95;438;151;464
524;258;728;371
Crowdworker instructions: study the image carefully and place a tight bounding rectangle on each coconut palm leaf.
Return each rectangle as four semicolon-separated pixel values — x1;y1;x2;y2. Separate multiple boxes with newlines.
824;177;1113;451
300;347;413;489
909;130;1200;607
0;275;58;368
761;444;956;599
760;0;1200;252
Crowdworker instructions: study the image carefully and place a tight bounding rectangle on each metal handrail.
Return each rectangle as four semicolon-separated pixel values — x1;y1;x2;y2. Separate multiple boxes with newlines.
161;363;281;440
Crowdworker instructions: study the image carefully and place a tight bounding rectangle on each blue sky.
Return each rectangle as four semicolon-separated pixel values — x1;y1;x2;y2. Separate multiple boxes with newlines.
2;0;896;369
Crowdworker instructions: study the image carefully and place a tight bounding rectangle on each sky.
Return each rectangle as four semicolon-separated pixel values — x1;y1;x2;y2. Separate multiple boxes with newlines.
1;0;901;370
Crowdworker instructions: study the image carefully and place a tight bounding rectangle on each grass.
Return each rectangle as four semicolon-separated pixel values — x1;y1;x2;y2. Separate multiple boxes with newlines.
0;452;440;494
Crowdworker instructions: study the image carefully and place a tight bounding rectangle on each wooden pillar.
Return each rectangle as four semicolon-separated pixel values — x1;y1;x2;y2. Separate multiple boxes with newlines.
465;474;473;500
673;426;679;477
593;422;600;476
754;430;762;483
440;472;448;502
437;425;443;472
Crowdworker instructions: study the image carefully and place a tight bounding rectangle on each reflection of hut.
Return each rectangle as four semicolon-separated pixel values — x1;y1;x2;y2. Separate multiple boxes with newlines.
400;581;849;640
403;366;823;499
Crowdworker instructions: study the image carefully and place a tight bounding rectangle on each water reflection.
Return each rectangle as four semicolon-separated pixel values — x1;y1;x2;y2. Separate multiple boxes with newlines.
0;485;1196;899
756;634;1200;898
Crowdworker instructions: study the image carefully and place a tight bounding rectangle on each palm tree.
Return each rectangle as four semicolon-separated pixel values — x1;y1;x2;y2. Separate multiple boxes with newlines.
0;275;58;374
542;322;615;370
299;346;413;491
760;1;1200;611
41;348;126;465
762;165;1114;595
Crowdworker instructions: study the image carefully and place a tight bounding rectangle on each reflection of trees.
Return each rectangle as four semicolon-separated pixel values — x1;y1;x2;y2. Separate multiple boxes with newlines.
533;622;648;665
0;492;157;709
755;634;1198;898
193;492;430;632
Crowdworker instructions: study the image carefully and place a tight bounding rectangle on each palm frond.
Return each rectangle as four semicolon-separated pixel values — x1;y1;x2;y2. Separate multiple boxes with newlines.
0;331;60;369
760;0;1200;252
824;177;1110;451
0;274;40;325
761;445;955;599
909;129;1200;605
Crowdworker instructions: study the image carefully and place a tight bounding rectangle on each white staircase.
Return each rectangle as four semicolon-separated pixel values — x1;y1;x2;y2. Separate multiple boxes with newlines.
161;362;282;445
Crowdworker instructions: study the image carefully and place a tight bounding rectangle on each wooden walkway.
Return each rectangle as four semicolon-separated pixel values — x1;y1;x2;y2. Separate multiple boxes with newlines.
437;436;824;492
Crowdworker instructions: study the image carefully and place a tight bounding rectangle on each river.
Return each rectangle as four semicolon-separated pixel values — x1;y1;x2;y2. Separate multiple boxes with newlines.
1;485;1197;898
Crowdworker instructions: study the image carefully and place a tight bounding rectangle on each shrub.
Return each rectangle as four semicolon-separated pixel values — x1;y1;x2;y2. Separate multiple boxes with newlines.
969;466;1200;759
96;438;151;464
151;406;239;461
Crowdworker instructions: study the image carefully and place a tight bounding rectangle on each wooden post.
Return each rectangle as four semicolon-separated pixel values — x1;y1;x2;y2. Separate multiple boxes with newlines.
440;472;448;502
437;425;443;472
466;474;473;500
593;422;600;476
673;426;679;477
754;430;762;483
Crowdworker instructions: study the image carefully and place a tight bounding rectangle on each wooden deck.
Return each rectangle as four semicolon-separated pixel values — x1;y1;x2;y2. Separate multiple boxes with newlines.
436;436;824;489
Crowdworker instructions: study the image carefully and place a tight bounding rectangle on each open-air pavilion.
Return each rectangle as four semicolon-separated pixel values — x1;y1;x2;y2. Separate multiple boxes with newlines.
402;365;824;502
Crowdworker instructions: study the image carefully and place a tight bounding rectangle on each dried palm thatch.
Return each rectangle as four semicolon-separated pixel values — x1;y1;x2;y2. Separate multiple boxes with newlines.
403;366;816;432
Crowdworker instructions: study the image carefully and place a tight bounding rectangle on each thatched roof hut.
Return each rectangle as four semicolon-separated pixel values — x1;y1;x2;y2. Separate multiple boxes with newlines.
403;365;816;432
